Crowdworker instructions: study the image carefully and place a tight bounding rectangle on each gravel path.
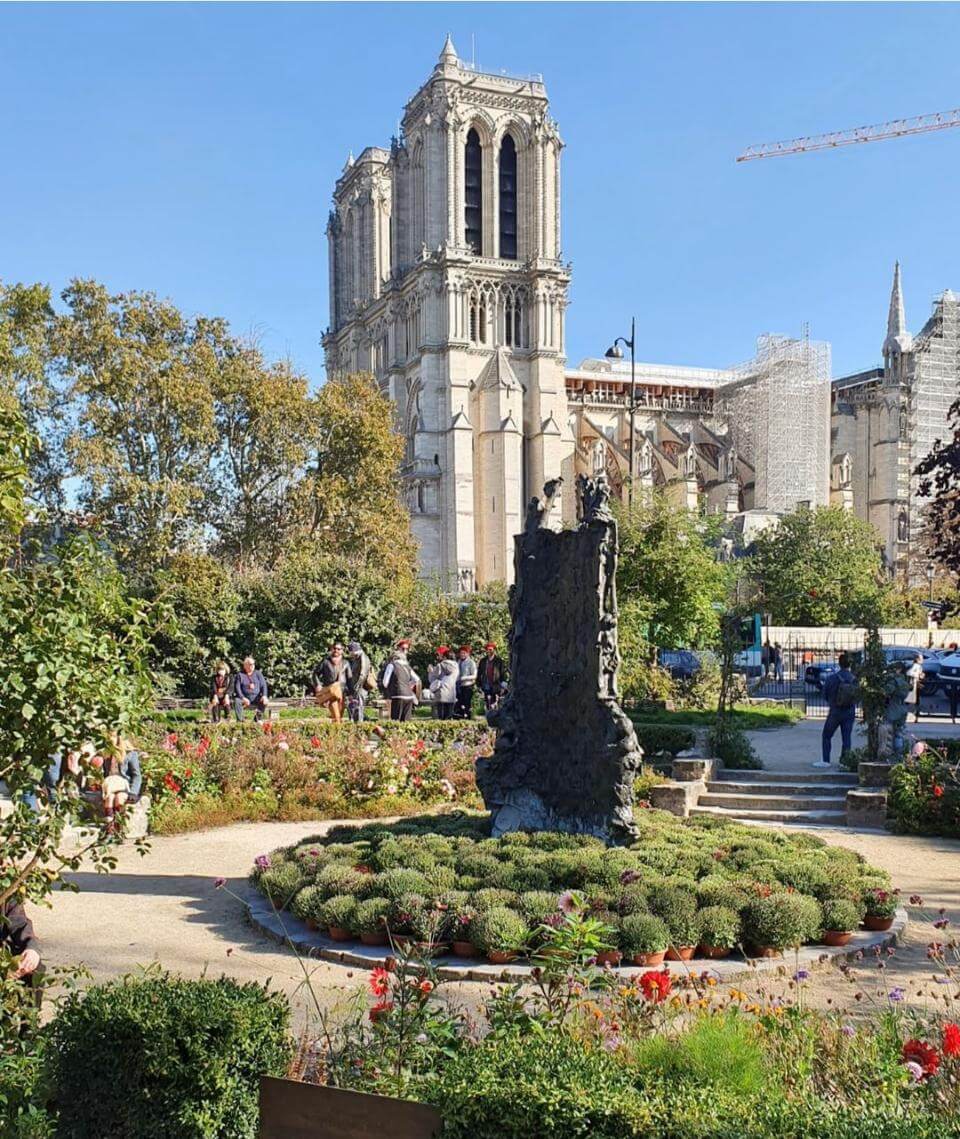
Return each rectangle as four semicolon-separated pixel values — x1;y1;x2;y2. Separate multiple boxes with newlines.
35;806;960;1023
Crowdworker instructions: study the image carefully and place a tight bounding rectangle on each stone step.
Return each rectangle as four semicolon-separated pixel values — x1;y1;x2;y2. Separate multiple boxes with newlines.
713;769;857;785
698;792;848;812
705;780;854;796
690;805;848;825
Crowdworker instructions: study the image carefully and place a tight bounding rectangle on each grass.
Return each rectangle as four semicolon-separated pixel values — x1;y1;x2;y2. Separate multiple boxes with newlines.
630;703;802;730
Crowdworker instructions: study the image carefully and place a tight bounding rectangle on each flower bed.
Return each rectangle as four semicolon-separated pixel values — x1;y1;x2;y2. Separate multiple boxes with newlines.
139;722;491;834
888;741;960;838
250;810;892;965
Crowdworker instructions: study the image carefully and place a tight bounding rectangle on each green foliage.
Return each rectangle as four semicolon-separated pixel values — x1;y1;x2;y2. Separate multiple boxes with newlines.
697;904;741;949
742;893;821;950
319;894;358;931
632;723;696;757
0;398;33;549
751;505;891;626
616;494;731;651
888;745;960;837
466;906;529;955
708;722;761;769
619;912;670;955
632;1012;767;1095
820;898;860;932
350;896;391;937
47;974;291;1139
406;582;510;678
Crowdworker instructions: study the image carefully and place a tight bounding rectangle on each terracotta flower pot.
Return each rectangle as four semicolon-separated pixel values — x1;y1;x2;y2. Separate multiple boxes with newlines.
747;945;782;958
631;950;666;967
328;926;351;942
699;944;731;960
487;950;517;964
305;918;319;932
863;916;894;932
666;946;696;962
596;949;622;967
360;930;388;947
453;940;479;958
822;929;853;946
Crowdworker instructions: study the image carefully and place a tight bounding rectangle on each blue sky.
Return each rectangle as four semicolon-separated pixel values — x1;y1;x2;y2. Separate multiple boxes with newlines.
3;2;960;381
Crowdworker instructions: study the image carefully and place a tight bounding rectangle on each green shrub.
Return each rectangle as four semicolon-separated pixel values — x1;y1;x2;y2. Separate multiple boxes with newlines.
709;724;761;770
472;887;517;912
742;893;820;950
695;875;750;911
376;868;431;901
862;887;898;919
257;863;303;907
632;1012;766;1096
350;896;391;937
820;898;860;933
319;894;357;931
632;724;697;757
472;907;529;955
289;884;323;924
646;884;697;927
518;891;560;926
620;913;670;956
48;975;291;1139
617;884;649;916
696;905;741;950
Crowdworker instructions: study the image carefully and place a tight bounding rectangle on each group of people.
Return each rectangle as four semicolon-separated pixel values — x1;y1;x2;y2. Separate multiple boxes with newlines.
761;641;785;683
36;734;143;831
207;641;508;724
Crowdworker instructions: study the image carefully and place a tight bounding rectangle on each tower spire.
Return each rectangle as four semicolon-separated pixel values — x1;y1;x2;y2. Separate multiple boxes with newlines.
439;34;458;65
883;260;912;358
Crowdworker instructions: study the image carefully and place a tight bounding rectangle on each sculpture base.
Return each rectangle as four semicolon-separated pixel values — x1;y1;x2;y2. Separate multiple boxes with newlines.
486;787;633;843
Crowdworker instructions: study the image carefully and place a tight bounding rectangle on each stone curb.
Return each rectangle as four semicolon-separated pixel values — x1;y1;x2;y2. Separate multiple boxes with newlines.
245;890;908;984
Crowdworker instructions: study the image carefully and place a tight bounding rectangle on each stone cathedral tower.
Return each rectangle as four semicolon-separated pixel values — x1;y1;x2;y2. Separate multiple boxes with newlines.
322;37;573;590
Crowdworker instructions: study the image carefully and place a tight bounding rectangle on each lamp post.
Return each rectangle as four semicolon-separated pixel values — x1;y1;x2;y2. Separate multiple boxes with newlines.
605;316;636;506
927;562;936;604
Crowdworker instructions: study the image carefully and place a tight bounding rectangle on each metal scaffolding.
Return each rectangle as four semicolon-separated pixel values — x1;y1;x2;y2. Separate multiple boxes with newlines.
716;332;832;513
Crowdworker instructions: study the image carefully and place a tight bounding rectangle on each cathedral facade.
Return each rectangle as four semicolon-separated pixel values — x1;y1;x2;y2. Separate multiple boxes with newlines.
322;37;571;590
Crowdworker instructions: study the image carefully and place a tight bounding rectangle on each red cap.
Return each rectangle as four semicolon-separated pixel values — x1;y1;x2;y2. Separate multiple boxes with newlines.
459;645;472;653
437;645;450;655
396;638;411;649
485;642;496;651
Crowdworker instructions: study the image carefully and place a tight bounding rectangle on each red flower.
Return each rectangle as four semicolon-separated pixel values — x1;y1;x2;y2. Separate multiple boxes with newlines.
902;1038;940;1079
932;785;944;798
310;736;321;749
163;772;182;794
369;1000;394;1023
639;969;672;1003
417;979;434;994
943;1023;960;1057
263;722;273;734
184;768;193;779
369;967;390;998
196;737;211;757
161;732;178;753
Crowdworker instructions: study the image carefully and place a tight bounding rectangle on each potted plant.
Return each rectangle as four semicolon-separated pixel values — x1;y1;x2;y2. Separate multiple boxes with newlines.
351;896;391;946
449;903;480;957
696;905;741;959
862;888;898;932
665;912;702;962
290;885;324;932
387;893;441;952
320;894;357;942
820;898;860;947
620;913;670;967
742;893;820;957
592;910;622;966
472;906;529;964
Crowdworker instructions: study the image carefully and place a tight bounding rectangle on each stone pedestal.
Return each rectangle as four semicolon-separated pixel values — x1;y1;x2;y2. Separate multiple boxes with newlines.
858;763;895;787
475;477;643;843
846;789;888;830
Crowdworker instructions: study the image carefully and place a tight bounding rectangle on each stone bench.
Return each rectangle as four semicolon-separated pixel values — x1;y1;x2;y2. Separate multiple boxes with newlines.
649;757;718;817
858;762;896;787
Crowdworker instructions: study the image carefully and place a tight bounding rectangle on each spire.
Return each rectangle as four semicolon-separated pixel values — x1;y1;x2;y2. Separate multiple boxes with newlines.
439;34;458;65
883;260;912;357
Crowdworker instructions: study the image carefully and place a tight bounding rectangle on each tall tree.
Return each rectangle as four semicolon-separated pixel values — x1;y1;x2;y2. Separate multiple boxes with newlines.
57;280;224;568
616;494;730;651
290;373;416;584
916;397;960;577
210;342;320;567
751;505;890;625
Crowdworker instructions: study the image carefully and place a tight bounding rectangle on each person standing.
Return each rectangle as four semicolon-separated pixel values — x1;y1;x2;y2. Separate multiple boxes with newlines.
428;646;459;720
208;663;232;723
905;653;924;724
234;657;268;721
344;641;373;723
455;645;478;719
816;652;858;767
312;644;350;723
1;896;42;1007
773;643;784;684
479;642;507;711
381;640;421;722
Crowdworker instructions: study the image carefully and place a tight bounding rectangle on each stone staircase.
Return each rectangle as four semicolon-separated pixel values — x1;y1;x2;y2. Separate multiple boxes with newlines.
689;768;857;826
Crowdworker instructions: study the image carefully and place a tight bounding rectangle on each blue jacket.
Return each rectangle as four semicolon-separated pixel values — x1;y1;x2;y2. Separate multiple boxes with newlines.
824;668;856;710
234;669;268;704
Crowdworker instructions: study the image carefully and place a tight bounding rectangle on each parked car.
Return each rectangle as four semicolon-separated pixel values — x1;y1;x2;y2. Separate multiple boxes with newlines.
804;662;839;691
658;649;700;681
881;646;940;695
936;651;960;689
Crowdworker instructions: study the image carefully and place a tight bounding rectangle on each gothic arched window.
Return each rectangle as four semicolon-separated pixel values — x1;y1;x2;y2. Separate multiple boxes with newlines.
465;129;483;254
499;134;518;260
504;295;523;348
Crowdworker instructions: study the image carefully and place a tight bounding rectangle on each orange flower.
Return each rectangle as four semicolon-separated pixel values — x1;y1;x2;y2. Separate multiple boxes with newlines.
418;979;434;994
943;1023;960;1057
369;967;390;998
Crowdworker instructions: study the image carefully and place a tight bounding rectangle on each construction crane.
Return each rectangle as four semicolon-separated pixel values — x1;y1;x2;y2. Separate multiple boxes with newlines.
737;107;960;162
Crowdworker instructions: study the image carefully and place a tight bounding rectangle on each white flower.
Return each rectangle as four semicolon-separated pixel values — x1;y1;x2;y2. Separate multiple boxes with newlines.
386;783;398;795
277;740;290;751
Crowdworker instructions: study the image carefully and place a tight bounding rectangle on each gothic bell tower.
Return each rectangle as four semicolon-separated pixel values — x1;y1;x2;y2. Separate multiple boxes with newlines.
323;38;573;590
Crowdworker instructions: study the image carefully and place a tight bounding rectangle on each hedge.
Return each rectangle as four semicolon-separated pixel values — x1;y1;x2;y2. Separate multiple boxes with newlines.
631;723;696;757
48;975;292;1139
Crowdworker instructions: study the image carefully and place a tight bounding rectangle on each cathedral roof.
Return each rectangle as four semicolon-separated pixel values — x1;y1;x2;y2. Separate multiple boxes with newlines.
883;260;913;356
474;348;522;393
439;34;458;64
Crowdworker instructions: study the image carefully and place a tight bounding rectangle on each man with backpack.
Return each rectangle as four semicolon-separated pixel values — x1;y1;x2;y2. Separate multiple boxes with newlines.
816;652;858;768
379;639;422;722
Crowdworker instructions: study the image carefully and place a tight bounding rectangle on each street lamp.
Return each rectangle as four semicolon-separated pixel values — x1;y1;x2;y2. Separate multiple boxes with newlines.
926;562;936;604
606;316;636;506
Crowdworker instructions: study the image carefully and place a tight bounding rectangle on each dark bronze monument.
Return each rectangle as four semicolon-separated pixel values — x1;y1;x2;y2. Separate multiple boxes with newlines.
476;475;643;844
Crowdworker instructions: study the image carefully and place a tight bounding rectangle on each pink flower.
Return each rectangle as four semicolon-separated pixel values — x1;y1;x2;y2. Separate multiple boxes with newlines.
213;877;226;889
277;740;290;752
254;854;271;871
161;732;178;753
558;891;578;915
911;741;927;757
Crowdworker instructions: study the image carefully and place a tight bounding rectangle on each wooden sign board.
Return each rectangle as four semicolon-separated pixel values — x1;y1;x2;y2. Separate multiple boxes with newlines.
259;1076;443;1139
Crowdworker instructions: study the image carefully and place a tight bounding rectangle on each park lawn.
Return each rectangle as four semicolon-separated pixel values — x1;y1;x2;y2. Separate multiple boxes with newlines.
630;703;802;730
